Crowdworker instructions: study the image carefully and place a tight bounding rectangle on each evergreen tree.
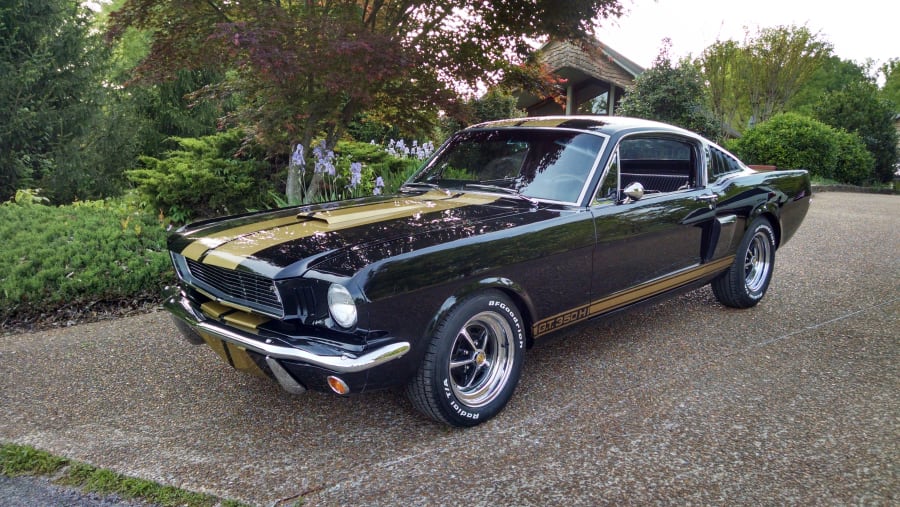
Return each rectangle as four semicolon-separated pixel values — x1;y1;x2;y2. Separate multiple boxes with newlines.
0;0;108;200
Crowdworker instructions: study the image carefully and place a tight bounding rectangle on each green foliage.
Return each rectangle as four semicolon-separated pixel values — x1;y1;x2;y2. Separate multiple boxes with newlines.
1;443;246;507
0;197;172;321
378;159;424;195
107;0;625;160
880;58;900;108
742;26;832;124
0;0;110;201
0;443;68;477
334;140;419;180
727;113;874;185
788;56;869;113
127;130;275;222
440;90;527;136
617;46;718;139
812;81;899;182
697;25;832;135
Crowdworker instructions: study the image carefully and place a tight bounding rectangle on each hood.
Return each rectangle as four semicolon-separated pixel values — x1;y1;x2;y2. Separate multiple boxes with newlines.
170;190;544;279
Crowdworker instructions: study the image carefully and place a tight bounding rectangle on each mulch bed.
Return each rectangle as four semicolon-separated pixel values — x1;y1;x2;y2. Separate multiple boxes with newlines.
1;295;162;336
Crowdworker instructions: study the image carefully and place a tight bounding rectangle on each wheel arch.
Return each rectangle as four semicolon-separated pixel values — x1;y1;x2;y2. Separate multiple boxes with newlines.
422;277;537;349
749;204;782;248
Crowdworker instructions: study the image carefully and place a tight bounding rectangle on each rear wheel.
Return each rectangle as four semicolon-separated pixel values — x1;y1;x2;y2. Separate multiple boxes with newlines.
407;291;525;427
712;217;776;308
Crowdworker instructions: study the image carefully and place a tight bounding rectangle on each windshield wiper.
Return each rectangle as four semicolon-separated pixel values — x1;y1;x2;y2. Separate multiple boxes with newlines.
401;182;446;193
464;183;538;205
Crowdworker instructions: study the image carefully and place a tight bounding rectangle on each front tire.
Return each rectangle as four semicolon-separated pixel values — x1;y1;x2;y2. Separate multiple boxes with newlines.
712;217;776;308
407;291;525;427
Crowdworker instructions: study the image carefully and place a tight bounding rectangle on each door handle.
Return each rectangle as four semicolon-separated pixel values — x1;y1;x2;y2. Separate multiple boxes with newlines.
696;193;718;208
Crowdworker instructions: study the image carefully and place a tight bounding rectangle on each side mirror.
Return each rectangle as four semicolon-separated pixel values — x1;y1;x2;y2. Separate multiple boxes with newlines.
623;181;644;201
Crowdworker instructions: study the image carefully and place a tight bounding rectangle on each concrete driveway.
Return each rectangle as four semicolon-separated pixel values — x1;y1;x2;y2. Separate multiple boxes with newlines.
1;191;897;506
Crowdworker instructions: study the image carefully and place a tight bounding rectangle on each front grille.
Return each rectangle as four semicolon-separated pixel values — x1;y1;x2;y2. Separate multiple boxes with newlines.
185;259;283;317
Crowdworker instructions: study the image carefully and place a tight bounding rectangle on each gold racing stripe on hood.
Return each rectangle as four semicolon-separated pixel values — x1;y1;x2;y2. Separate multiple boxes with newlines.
181;214;305;261
195;191;500;270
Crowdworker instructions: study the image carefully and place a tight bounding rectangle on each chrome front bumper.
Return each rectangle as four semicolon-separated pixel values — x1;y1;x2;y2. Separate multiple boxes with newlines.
162;286;411;391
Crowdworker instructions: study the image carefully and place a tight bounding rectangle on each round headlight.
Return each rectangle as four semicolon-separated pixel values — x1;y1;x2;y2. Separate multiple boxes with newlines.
327;284;358;328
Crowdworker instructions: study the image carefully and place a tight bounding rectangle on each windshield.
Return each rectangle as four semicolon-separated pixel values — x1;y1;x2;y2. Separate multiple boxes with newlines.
408;129;605;203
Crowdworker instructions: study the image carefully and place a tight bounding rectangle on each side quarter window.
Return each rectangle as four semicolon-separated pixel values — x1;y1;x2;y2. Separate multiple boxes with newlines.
708;145;743;182
593;148;620;205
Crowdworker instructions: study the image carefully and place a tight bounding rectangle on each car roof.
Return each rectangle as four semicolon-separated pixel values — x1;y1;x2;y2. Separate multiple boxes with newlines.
468;115;699;138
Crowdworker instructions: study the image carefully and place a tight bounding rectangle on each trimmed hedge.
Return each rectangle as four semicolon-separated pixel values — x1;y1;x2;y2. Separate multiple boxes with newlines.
0;197;172;323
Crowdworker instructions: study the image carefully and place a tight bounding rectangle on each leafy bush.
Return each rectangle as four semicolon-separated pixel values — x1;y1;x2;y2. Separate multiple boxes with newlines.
334;139;429;180
616;52;718;140
127;130;275;222
285;139;428;204
812;81;899;183
727;113;875;185
0;197;172;323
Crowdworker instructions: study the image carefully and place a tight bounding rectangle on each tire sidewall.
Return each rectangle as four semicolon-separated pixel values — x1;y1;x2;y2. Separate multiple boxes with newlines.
431;292;526;426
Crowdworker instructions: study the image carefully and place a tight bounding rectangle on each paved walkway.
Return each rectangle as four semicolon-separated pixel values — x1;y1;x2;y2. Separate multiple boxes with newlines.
1;192;897;506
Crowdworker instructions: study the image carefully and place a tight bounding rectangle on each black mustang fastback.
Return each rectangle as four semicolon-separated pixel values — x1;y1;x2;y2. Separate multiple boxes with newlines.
164;116;810;426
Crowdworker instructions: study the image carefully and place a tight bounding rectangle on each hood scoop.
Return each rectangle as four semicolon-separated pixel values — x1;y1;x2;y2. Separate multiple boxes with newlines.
298;203;427;227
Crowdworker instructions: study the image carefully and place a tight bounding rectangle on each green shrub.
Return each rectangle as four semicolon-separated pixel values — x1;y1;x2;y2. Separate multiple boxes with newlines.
127;130;275;222
727;113;875;185
831;131;876;185
334;140;427;180
0;197;172;322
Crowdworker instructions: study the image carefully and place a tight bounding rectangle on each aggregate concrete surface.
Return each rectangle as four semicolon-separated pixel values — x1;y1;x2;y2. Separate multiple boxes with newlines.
1;192;897;506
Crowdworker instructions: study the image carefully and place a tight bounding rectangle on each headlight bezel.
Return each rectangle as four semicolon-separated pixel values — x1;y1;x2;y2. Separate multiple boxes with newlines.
327;283;358;329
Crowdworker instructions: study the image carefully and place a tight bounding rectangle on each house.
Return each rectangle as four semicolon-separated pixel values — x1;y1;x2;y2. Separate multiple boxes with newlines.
516;39;644;116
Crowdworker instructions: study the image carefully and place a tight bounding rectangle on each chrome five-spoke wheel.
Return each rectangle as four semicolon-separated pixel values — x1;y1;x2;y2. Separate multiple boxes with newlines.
712;217;777;309
744;229;773;295
448;311;517;408
407;291;525;427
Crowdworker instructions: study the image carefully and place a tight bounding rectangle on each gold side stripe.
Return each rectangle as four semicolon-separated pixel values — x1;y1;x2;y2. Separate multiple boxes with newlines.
194;192;500;270
532;256;735;338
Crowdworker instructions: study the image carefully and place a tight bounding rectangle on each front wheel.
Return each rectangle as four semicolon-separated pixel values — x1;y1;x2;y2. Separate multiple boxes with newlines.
711;217;776;308
406;291;526;427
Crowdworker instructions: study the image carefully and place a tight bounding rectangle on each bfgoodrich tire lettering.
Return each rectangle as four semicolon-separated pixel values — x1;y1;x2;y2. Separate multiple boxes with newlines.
406;291;525;427
712;217;776;308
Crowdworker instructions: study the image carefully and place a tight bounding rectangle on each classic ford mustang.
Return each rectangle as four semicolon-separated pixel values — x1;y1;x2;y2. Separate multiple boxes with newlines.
164;116;810;426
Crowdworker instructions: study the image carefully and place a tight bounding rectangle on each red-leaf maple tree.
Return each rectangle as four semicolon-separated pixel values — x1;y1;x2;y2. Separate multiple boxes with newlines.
108;0;623;155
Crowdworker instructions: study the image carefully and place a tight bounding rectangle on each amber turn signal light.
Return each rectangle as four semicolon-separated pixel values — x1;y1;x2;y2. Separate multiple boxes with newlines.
327;376;350;395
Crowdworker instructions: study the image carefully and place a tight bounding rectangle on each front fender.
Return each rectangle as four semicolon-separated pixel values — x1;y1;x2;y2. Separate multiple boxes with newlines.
422;277;538;348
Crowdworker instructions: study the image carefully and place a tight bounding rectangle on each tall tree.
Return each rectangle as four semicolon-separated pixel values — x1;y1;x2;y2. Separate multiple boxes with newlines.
813;81;899;183
787;56;869;113
617;43;718;140
880;58;900;108
742;25;831;125
697;25;831;135
0;0;108;200
107;0;625;202
698;40;746;140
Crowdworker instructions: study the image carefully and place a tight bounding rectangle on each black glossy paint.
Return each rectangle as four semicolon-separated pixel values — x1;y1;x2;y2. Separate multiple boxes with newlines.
166;117;812;394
